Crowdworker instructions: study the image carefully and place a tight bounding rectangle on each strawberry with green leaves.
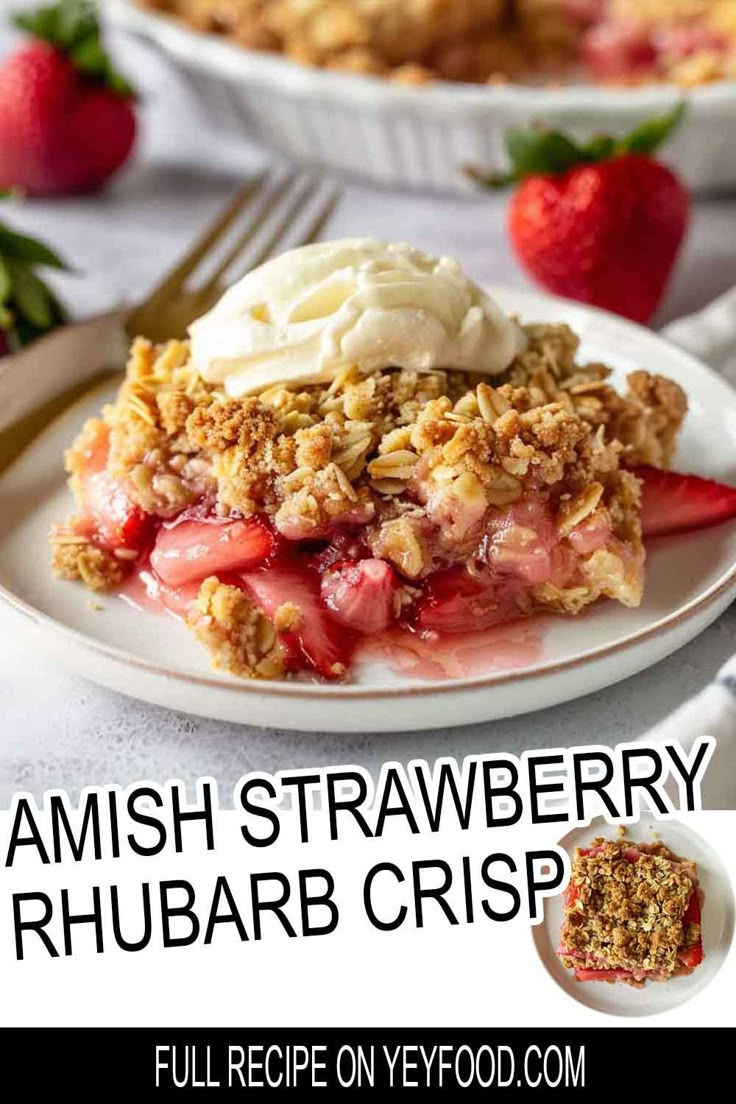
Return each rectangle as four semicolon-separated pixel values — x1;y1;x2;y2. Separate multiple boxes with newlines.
0;194;67;354
473;106;690;325
0;0;136;196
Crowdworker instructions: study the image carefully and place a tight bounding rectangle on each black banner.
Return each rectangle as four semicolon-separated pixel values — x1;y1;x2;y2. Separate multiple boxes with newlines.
0;1028;730;1094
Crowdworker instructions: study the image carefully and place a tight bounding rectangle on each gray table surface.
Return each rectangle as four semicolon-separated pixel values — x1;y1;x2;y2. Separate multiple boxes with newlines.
1;25;736;803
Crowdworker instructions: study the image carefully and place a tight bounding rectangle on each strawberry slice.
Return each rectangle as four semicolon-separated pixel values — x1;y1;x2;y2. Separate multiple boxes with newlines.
83;468;152;552
242;563;352;680
574;968;635;982
679;890;704;969
683;889;702;926
679;942;704;970
321;559;398;634
77;424;151;553
415;568;493;633
564;882;579;908
150;517;274;587
633;465;736;538
415;567;524;633
138;570;201;618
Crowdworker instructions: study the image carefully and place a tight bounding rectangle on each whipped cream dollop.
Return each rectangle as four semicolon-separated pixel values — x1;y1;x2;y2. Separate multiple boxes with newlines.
189;238;525;397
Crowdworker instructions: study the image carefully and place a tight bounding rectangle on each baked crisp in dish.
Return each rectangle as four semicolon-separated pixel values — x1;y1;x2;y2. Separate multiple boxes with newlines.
50;239;687;682
558;836;704;985
139;0;736;87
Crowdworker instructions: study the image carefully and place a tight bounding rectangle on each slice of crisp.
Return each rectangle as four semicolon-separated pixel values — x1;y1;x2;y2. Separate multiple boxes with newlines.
558;836;703;986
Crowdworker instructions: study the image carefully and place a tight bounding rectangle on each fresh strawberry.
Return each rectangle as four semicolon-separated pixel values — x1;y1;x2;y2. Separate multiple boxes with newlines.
0;1;136;196
321;558;398;634
242;563;352;680
0;193;67;351
150;516;274;587
470;106;689;324
633;465;736;538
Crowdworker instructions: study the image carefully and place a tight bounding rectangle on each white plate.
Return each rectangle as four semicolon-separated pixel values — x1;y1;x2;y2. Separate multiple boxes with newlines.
106;0;736;194
1;290;736;732
532;818;736;1017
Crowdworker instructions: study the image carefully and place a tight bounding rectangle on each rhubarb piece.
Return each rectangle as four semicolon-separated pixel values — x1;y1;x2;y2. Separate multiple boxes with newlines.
321;558;398;634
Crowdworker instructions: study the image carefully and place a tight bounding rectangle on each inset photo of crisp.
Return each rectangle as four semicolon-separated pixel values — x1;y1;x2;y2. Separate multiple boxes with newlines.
534;819;735;1016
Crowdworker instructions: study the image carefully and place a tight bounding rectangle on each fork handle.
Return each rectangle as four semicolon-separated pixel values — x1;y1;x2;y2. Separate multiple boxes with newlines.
0;310;128;436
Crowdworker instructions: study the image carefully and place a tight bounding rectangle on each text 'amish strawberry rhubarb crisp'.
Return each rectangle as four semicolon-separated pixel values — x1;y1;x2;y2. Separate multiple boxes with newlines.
50;238;690;682
558;837;704;985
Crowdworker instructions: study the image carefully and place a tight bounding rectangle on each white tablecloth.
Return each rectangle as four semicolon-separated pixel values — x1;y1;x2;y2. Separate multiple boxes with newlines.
2;25;736;802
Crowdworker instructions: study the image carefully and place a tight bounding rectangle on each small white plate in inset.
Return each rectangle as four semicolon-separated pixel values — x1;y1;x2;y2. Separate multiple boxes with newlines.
532;818;735;1017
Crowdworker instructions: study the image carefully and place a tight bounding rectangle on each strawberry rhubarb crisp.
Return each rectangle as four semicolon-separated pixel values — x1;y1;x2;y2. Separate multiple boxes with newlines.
50;239;690;682
140;1;736;87
558;836;704;985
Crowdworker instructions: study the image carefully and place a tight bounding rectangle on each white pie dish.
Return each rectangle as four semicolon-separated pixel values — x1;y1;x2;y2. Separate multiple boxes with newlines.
1;289;736;732
533;818;735;1017
106;0;736;195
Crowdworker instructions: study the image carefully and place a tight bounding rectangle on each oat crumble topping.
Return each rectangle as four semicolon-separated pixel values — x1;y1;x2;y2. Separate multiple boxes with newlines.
559;836;702;985
50;320;687;680
140;0;736;87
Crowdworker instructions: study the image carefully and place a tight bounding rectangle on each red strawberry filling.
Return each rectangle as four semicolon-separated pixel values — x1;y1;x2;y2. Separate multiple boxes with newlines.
584;22;658;81
321;559;399;634
560;841;703;985
74;425;152;554
242;561;353;680
150;514;274;587
69;430;736;682
582;11;731;82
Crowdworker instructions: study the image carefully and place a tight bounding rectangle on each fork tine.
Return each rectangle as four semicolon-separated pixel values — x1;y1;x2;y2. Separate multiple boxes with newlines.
195;171;303;298
247;178;336;273
131;175;265;318
299;186;342;247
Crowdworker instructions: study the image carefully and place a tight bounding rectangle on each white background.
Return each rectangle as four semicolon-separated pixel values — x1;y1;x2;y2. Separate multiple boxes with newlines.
0;783;733;1028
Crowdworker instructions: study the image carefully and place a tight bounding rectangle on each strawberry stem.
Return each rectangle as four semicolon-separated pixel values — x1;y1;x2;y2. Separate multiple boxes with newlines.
469;103;686;187
13;0;135;97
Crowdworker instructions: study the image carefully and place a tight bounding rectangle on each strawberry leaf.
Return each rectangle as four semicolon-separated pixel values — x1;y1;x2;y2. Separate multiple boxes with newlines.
7;261;54;329
580;134;617;161
0;258;11;305
468;104;686;187
506;129;584;178
14;0;135;98
620;103;686;155
0;210;68;348
0;226;68;269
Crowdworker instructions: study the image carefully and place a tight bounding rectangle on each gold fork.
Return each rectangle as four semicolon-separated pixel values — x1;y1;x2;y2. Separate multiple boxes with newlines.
126;170;341;344
0;171;340;467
